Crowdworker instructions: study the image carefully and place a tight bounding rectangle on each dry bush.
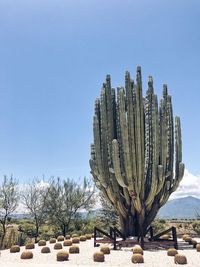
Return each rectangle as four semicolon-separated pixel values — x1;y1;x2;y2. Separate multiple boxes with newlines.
57;250;69;261
21;250;33;259
131;254;144;264
93;251;104;262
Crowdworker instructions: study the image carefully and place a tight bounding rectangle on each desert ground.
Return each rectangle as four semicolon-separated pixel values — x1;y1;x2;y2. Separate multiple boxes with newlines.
0;238;200;267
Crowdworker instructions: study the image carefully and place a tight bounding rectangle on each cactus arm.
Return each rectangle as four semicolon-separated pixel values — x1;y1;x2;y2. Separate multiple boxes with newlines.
118;87;134;191
112;139;128;188
135;67;145;198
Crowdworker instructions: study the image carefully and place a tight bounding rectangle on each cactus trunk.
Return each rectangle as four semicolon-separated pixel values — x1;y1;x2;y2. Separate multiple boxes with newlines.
90;67;184;238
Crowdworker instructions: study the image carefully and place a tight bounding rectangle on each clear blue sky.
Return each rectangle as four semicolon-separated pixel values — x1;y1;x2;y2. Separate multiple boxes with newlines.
0;0;200;183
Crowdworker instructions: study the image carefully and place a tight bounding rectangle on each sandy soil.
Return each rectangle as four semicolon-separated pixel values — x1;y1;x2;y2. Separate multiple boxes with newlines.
0;238;200;267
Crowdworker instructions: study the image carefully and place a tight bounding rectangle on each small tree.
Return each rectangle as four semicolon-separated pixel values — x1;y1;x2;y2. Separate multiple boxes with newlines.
99;192;118;229
0;176;19;248
21;180;48;240
45;177;95;236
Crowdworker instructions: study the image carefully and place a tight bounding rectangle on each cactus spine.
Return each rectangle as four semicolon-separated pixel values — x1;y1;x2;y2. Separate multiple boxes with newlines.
90;67;184;238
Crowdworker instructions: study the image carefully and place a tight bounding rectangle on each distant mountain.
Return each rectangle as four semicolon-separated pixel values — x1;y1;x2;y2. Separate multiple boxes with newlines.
158;196;200;219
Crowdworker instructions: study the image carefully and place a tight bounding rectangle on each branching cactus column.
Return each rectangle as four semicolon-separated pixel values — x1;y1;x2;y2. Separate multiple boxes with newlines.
90;67;184;239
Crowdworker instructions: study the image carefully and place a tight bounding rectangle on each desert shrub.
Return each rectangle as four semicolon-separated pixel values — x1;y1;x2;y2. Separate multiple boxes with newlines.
174;254;187;264
41;246;51;253
25;243;35;249
151;219;167;235
196;244;200;252
54;243;62;250
57;235;64;241
57;250;69;261
69;245;80;254
63;240;72;246
132;245;143;255
65;234;71;239
167;248;178;256
10;245;20;253
192;222;200;235
21;250;33;259
93;251;104;262
100;246;110;254
131;254;144;264
80;235;87;241
72;237;80;244
38;240;46;246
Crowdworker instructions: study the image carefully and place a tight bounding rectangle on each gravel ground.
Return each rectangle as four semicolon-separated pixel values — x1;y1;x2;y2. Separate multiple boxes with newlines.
0;238;200;267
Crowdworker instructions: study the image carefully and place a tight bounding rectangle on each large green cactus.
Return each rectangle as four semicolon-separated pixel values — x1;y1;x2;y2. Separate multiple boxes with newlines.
90;67;184;239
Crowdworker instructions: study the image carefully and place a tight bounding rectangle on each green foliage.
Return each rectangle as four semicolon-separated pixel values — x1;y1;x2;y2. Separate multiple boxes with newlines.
44;177;95;236
192;221;200;235
151;219;167;235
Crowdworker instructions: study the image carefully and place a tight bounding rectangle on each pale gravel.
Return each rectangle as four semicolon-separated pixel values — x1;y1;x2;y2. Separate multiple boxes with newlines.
0;239;200;267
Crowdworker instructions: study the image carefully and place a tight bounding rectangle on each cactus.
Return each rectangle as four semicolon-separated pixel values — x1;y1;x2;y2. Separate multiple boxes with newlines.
72;237;80;244
57;250;69;261
196;244;200;252
65;234;71;239
41;246;51;253
100;246;110;254
131;254;144;264
10;245;20;253
80;235;87;241
25;242;35;249
63;240;72;246
54;243;62;250
21;250;33;259
86;234;92;240
174;254;187;264
69;245;80;254
57;235;64;242
90;67;184;239
49;238;56;243
38;240;46;246
132;245;143;255
93;251;105;262
167;248;178;256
